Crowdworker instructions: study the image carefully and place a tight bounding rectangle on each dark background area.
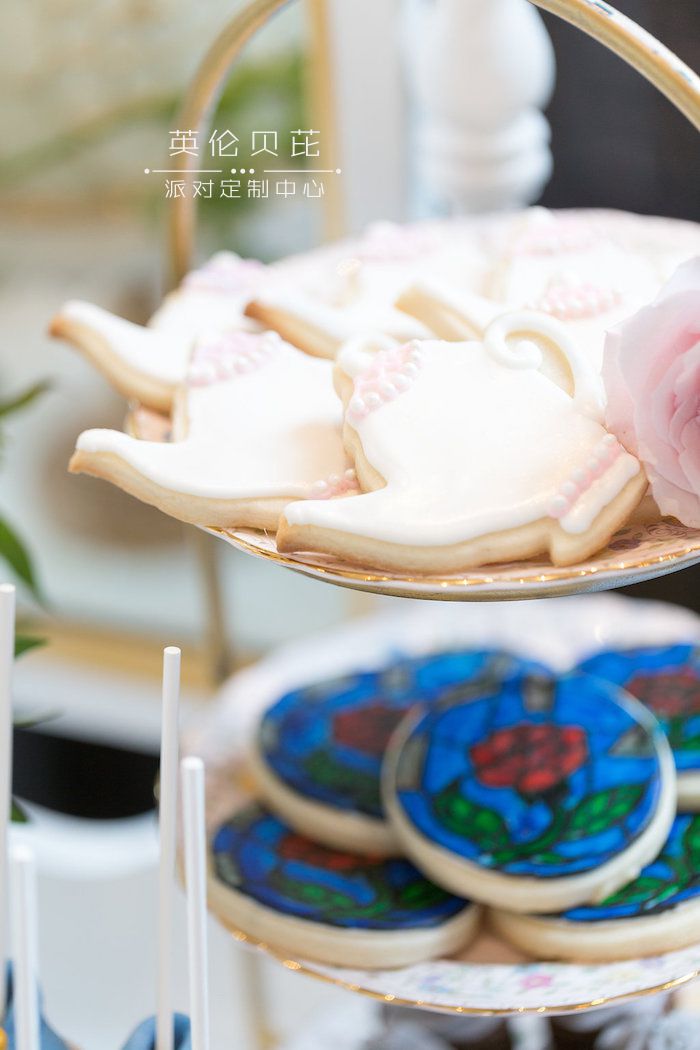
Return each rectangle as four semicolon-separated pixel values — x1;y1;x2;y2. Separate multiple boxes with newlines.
540;0;700;612
540;2;700;221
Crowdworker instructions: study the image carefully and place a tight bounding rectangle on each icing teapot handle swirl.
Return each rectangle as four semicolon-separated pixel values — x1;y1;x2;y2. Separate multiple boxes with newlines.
484;312;606;422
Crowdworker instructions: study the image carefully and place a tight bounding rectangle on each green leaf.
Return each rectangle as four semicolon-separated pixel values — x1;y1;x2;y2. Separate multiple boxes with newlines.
0;381;50;420
434;786;510;851
682;816;700;864
13;707;56;730
14;635;45;658
530;850;567;866
678;734;700;753
0;516;40;599
566;784;645;839
603;874;669;907
398;880;448;909
11;799;29;823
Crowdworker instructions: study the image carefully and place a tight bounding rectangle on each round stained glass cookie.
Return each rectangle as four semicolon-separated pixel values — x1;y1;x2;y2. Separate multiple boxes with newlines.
209;802;479;969
491;813;700;961
250;649;548;854
578;645;700;809
383;673;676;913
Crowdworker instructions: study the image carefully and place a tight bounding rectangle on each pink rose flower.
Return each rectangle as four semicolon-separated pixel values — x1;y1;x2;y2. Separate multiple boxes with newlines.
603;258;700;527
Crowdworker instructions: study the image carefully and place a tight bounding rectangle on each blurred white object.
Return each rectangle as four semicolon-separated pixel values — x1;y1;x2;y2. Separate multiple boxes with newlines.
181;757;210;1050
323;0;405;230
404;0;555;214
10;845;40;1050
9;804;252;1050
596;1007;699;1050
194;593;700;768
158;647;181;1050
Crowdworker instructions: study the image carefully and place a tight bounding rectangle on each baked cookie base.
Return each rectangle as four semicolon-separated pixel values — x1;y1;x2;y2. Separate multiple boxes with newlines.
277;409;650;574
207;856;480;970
50;307;176;413
490;898;700;962
247;740;400;857
678;772;700;811
69;448;289;531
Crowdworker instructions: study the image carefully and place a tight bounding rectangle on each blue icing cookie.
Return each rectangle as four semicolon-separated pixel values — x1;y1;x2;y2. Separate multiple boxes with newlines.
491;814;700;961
564;814;700;922
257;649;548;820
211;802;469;931
386;672;675;913
578;645;700;781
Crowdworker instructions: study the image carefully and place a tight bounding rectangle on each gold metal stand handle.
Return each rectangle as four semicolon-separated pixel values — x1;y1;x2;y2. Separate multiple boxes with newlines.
168;0;700;284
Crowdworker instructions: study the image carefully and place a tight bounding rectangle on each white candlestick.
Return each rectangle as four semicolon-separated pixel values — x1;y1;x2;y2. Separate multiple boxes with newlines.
405;0;555;214
181;757;210;1050
10;845;40;1050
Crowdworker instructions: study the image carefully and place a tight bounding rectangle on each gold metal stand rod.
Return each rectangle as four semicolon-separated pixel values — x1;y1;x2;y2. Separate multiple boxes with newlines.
168;0;291;284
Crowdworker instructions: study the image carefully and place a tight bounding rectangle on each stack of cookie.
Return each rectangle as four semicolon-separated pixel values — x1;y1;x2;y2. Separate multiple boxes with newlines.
50;208;700;574
207;642;700;969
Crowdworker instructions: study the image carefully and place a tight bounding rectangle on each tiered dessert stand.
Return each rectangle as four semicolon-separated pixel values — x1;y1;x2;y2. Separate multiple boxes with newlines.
161;0;700;1025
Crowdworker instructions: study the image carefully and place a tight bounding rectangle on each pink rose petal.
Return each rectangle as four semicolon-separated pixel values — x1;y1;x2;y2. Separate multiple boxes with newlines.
603;257;700;527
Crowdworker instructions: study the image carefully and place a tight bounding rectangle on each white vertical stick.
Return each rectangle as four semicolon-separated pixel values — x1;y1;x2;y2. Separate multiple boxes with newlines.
157;647;181;1050
181;757;210;1050
0;584;16;1018
10;845;39;1050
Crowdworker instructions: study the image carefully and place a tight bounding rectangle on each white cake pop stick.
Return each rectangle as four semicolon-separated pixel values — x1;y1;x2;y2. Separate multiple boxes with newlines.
0;584;16;1018
181;758;209;1050
10;845;39;1050
157;647;181;1050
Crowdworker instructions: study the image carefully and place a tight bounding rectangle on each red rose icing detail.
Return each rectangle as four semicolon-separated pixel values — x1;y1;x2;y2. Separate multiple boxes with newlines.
470;722;588;795
333;703;404;758
278;833;372;871
626;669;700;719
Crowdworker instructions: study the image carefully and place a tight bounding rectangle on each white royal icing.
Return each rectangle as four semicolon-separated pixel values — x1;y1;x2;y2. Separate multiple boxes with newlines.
283;316;641;547
483;209;668;373
148;251;267;350
60;299;192;385
250;285;430;346
59;212;700;395
76;331;350;501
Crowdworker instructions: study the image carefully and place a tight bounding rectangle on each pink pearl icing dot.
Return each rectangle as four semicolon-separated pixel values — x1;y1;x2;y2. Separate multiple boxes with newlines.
308;468;359;500
513;217;598;257
530;280;622;320
187;330;279;386
548;435;624;520
183;254;265;295
347;341;425;424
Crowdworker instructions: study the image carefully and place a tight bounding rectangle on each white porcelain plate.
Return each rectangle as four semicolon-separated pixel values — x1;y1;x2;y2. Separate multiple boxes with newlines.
192;595;700;1015
209;515;700;601
128;407;700;602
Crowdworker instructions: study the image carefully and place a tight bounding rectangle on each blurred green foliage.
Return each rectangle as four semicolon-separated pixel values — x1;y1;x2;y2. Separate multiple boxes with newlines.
0;381;46;655
0;49;305;241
